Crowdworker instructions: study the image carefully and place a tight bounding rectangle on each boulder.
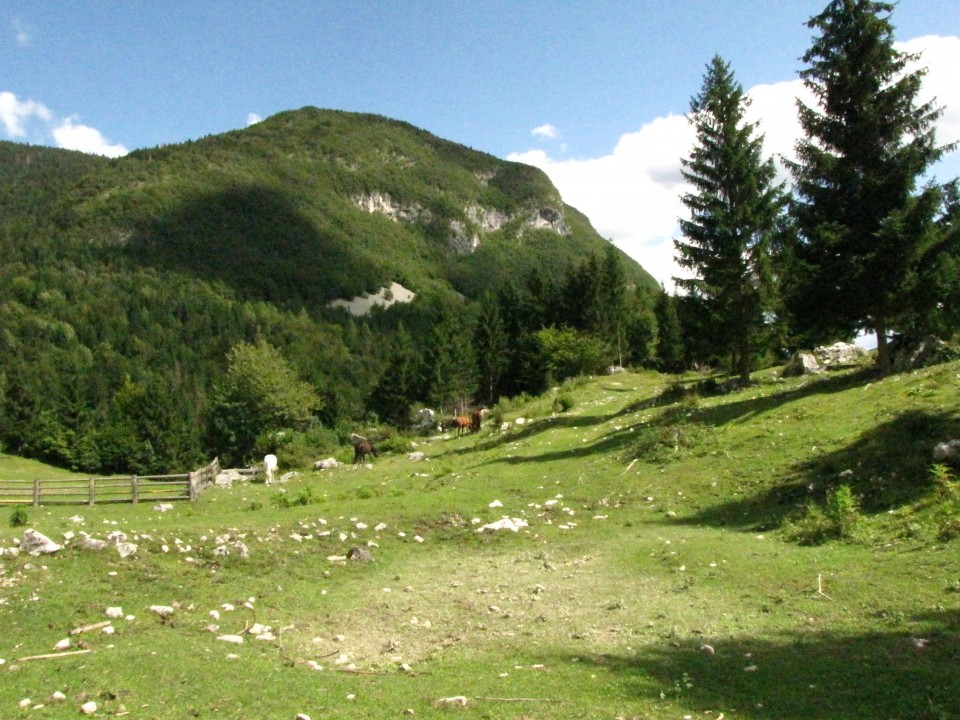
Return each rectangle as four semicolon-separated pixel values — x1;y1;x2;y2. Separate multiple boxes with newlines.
214;469;245;487
933;439;960;464
408;451;426;462
891;335;956;371
21;529;61;555
813;341;866;368
314;458;339;470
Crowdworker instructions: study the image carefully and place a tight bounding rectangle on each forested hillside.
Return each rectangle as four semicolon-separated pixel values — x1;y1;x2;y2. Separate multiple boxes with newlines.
0;109;658;474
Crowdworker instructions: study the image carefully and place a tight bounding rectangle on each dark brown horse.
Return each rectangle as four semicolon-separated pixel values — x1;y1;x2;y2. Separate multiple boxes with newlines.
353;439;377;463
470;409;483;433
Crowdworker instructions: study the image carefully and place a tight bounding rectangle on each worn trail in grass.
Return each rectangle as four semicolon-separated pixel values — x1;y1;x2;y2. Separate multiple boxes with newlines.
2;364;958;718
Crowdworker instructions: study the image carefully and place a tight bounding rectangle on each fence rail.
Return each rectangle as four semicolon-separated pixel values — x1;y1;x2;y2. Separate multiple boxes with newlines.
0;458;220;507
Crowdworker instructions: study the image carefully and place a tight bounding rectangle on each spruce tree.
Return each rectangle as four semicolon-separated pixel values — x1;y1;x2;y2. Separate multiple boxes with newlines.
787;0;952;370
675;55;784;383
654;288;685;374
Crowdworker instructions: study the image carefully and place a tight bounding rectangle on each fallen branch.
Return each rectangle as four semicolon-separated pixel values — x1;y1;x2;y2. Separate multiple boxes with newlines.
474;696;563;703
815;573;832;600
70;620;112;636
18;649;92;662
337;667;386;675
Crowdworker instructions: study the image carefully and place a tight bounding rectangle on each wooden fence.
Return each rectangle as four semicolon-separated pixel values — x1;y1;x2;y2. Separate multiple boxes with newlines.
0;458;221;507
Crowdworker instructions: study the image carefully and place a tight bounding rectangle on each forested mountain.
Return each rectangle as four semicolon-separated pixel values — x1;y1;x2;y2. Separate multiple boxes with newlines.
0;108;657;473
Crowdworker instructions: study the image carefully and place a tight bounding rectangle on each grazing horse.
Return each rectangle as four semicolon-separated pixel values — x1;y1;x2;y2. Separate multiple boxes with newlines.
470;409;483;433
353;439;377;464
451;415;472;437
263;454;278;485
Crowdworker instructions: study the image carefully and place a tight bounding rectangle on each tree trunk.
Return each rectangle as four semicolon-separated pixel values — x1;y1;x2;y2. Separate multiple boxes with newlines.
875;315;890;373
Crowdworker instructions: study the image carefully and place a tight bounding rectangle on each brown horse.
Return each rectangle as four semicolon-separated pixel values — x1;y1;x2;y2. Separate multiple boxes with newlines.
470;409;483;433
450;415;472;437
353;439;377;463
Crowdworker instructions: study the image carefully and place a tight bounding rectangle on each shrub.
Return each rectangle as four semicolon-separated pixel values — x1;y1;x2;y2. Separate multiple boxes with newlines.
552;393;575;413
825;484;861;540
9;506;28;528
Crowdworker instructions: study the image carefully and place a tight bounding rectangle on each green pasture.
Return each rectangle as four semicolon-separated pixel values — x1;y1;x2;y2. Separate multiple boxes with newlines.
1;362;958;718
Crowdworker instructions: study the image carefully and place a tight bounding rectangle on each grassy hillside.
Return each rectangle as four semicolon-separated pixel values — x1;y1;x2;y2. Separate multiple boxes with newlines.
2;361;957;718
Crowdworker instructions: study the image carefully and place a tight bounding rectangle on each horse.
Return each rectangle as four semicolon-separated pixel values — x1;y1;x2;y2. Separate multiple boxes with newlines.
470;409;484;433
353;439;377;464
263;454;278;484
450;415;472;437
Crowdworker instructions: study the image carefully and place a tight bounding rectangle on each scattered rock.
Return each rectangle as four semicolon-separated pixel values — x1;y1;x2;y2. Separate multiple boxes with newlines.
314;458;339;470
434;696;469;707
216;635;245;644
279;471;300;483
149;605;175;620
48;691;66;703
21;529;61;555
346;546;374;562
81;537;108;552
782;351;822;377
933;439;960;464
80;701;98;714
476;517;528;533
153;503;175;512
408;451;426;462
116;542;138;558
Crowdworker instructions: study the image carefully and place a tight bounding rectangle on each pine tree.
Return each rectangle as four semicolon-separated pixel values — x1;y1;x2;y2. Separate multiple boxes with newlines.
654;288;685;374
786;0;953;370
675;55;784;383
473;292;509;405
368;324;420;427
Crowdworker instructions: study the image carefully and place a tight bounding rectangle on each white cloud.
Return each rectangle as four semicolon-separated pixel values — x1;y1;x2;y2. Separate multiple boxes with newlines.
532;123;558;140
246;112;263;126
0;91;51;137
13;19;30;46
53;118;128;157
510;113;693;290
510;34;960;290
897;35;960;154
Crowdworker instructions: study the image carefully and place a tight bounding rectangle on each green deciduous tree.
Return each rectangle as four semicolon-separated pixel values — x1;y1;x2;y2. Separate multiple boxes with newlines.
786;0;953;370
208;340;321;465
675;55;784;382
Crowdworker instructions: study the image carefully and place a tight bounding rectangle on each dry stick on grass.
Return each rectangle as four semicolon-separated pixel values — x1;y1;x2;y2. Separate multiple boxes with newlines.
474;696;564;703
815;573;833;600
70;620;112;636
18;649;92;662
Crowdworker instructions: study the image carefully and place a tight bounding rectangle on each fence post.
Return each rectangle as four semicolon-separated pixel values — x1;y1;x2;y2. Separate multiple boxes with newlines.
88;477;96;507
188;471;197;501
132;475;139;504
33;478;40;506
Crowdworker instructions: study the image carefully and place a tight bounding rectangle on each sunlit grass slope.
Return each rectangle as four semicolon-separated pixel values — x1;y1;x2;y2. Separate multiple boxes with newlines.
2;361;958;719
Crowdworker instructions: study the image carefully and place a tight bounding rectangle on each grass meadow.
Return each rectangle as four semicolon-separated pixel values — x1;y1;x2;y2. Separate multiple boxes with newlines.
1;361;959;719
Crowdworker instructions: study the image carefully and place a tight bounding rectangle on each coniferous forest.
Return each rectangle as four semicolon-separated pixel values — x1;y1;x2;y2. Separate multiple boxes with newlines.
2;1;958;474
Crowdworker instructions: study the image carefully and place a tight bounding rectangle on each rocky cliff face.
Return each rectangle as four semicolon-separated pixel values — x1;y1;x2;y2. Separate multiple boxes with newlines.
353;193;569;255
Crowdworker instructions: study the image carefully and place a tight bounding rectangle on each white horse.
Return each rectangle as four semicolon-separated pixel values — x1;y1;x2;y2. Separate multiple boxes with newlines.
263;454;278;485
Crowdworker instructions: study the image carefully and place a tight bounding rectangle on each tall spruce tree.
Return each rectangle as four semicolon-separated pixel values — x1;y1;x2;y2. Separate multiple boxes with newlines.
675;55;784;383
787;0;952;370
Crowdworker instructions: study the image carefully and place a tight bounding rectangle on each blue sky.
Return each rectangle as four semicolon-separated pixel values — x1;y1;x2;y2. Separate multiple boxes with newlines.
3;1;959;287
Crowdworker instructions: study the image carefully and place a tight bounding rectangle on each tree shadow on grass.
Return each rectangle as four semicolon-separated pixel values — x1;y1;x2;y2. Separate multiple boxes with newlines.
686;409;960;531
550;619;959;719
